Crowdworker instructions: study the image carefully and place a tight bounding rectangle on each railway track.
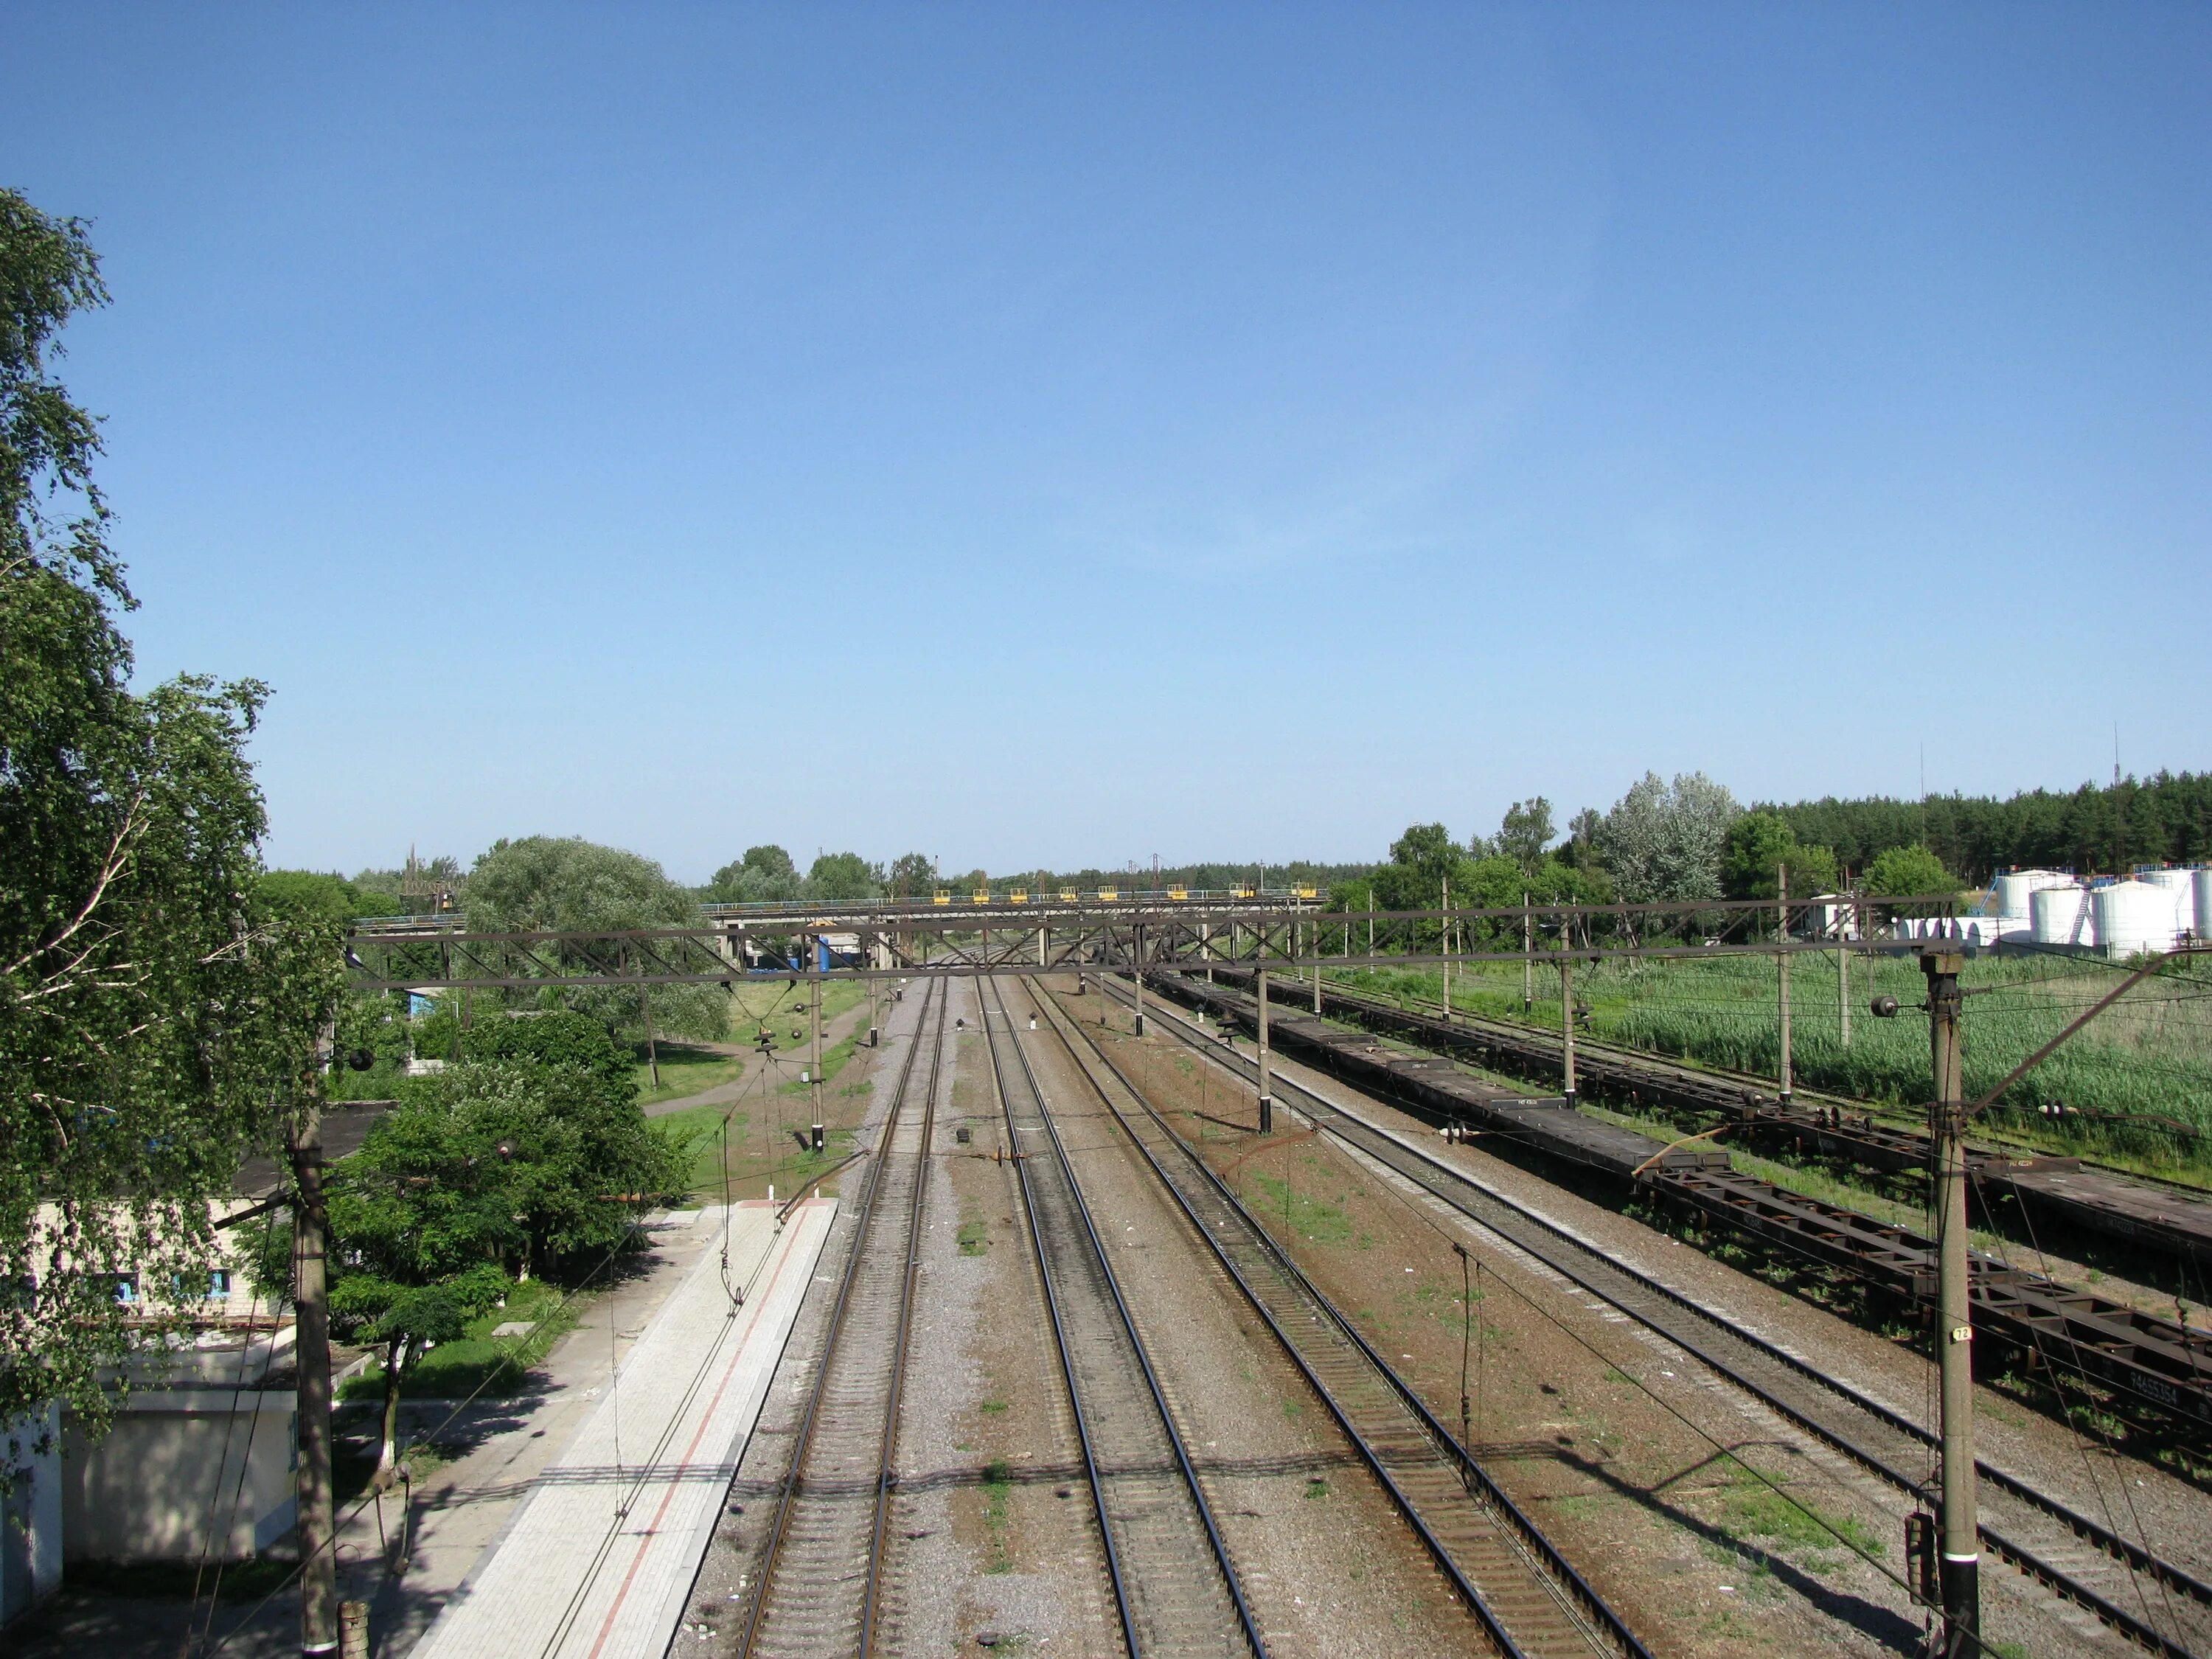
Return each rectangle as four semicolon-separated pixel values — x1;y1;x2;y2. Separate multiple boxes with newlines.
1243;967;2212;1275
1170;970;2212;1444
735;976;949;1659
1022;976;1644;1659
1105;974;2212;1659
978;975;1265;1659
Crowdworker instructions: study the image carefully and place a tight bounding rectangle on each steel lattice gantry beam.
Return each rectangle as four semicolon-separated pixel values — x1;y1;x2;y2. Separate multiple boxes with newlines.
342;894;1961;992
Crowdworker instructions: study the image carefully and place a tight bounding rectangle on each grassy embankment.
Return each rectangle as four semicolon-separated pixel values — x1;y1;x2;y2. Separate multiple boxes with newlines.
1338;950;2212;1161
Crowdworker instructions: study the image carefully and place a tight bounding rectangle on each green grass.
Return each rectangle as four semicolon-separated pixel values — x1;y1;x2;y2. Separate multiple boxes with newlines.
957;1217;990;1256
728;978;874;1040
649;1101;752;1189
338;1276;578;1401
1344;950;2212;1151
1710;1464;1884;1565
1247;1169;1354;1245
631;1042;744;1108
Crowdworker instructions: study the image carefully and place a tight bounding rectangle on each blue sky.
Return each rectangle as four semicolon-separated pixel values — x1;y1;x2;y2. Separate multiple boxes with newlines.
7;4;2206;882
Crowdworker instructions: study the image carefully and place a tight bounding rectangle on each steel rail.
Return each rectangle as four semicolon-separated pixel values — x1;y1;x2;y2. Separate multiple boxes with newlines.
979;975;1265;1659
1025;977;1640;1659
1268;967;2212;1198
734;975;948;1659
1111;977;2212;1658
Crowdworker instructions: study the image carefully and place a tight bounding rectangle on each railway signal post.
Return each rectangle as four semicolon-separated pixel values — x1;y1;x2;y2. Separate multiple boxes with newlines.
1923;947;1978;1654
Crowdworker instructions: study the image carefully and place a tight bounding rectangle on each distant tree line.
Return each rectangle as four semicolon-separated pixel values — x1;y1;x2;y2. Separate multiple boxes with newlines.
1765;773;2212;885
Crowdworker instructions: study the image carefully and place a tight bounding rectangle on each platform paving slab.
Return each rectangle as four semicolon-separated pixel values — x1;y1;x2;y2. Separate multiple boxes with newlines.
406;1197;833;1659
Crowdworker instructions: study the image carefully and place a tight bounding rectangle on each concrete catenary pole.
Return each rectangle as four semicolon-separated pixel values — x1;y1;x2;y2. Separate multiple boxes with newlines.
1440;875;1451;1023
1777;864;1793;1105
289;1094;338;1657
1924;947;1978;1653
1133;921;1147;1037
1559;918;1577;1107
1256;966;1274;1135
1523;895;1534;1015
809;943;825;1152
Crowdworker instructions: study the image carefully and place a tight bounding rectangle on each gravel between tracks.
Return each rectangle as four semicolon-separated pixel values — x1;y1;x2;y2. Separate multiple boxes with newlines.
1012;983;1483;1658
1080;978;2185;1659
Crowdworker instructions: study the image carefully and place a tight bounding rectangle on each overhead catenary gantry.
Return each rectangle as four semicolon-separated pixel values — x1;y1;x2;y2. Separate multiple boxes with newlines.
342;891;1964;992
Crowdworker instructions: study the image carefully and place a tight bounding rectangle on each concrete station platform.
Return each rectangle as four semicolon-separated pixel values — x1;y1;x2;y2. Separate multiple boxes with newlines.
411;1197;835;1659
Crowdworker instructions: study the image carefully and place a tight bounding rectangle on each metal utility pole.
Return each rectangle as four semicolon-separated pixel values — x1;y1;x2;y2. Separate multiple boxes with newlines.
639;983;659;1089
808;953;825;1152
1523;896;1533;1015
1559;922;1577;1107
1924;947;1978;1654
1777;865;1793;1105
1133;922;1147;1036
1440;876;1452;1023
1839;883;1853;1050
289;1099;338;1658
1256;967;1274;1134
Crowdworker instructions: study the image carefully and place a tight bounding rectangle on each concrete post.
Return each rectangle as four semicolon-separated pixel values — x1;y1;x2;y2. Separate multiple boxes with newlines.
1256;967;1274;1134
809;959;824;1152
289;1105;337;1657
1778;864;1793;1105
1924;948;1978;1655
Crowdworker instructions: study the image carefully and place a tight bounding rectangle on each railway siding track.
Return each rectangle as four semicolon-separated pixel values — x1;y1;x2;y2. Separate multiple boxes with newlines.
1176;972;2212;1444
1248;967;2212;1276
1116;974;2212;1659
736;978;949;1659
979;976;1263;1659
1026;977;1642;1659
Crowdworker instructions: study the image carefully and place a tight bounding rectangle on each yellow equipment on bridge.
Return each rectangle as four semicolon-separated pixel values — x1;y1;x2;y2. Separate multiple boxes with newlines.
1097;888;1118;902
1294;886;1318;900
1168;886;1189;900
932;891;950;905
1059;889;1078;903
972;889;991;904
1009;890;1029;905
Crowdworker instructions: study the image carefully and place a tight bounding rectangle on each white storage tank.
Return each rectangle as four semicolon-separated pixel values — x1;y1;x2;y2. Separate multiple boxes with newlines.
1996;869;2073;922
2094;880;2176;959
2031;885;2093;948
2145;868;2199;937
2199;868;2212;942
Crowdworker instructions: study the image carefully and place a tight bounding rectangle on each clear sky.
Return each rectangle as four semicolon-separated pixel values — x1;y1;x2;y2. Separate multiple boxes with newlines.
7;4;2206;883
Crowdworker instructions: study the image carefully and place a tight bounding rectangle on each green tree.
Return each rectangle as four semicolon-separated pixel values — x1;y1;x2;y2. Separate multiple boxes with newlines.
707;844;803;904
806;851;879;902
1372;824;1466;911
467;836;727;1043
1495;798;1555;872
1864;844;1953;902
1;189;339;1451
259;869;382;925
886;852;935;897
1722;812;1840;900
1597;772;1740;905
300;1052;686;1479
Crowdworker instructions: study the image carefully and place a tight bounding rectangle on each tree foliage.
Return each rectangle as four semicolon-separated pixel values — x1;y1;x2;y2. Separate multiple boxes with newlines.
1722;811;1839;900
1863;843;1953;901
1495;798;1555;872
1597;772;1739;904
1768;774;2212;885
707;844;803;904
1;189;339;1447
886;852;934;897
465;836;728;1043
806;850;879;902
